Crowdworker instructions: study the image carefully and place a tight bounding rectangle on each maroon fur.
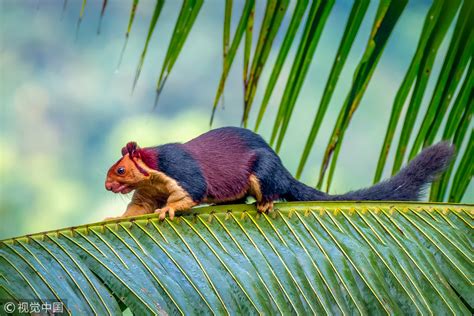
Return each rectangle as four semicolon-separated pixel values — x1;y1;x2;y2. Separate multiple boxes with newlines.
120;142;157;177
183;130;255;200
138;148;159;172
122;142;138;156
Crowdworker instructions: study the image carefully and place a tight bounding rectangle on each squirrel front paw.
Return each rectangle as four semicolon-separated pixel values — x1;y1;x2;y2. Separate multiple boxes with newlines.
256;201;274;213
154;206;176;221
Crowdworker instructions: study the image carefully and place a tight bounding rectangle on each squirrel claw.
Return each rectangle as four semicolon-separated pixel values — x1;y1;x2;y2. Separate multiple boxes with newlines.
256;201;274;214
155;206;175;221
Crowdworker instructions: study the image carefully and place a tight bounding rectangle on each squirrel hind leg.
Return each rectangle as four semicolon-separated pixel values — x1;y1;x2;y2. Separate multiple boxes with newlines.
249;174;275;213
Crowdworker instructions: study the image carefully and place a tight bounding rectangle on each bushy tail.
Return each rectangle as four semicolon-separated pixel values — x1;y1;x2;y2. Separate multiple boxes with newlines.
286;142;455;202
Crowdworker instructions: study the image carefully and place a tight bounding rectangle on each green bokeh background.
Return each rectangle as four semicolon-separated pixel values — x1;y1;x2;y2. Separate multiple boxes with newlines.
0;0;472;239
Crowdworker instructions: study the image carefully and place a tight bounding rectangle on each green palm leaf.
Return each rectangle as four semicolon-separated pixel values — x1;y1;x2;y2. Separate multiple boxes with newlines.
242;0;255;101
66;1;473;202
270;0;334;151
296;0;370;179
372;0;445;184
318;0;408;190
74;0;88;38
254;0;309;132
211;0;256;125
133;0;165;91
115;0;140;69
430;63;473;201
242;0;290;126
409;0;473;158
1;202;472;314
391;0;460;174
154;0;204;106
449;131;474;202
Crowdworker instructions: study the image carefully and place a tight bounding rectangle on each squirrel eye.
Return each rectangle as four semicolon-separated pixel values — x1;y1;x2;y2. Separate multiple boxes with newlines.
117;167;125;175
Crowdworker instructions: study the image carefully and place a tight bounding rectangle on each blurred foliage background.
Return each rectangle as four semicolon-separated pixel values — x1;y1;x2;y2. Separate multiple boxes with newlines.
0;0;472;239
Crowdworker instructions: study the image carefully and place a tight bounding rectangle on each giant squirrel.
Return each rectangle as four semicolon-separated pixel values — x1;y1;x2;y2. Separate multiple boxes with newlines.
105;127;454;220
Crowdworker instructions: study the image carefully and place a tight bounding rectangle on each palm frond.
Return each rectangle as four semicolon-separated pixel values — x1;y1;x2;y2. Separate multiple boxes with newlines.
1;202;472;314
210;0;255;125
242;0;290;126
154;0;204;106
223;0;232;60
71;0;472;202
318;0;408;190
430;63;473;201
449;132;473;202
75;0;88;38
242;0;255;107
296;0;370;179
391;0;461;174
410;0;473;158
271;0;334;153
116;0;139;69
132;0;165;91
254;0;309;131
373;0;446;183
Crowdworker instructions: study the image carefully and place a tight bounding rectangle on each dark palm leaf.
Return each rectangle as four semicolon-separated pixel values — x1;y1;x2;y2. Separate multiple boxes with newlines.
1;202;472;314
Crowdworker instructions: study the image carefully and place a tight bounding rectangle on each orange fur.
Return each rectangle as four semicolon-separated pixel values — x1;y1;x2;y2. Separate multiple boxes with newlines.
105;155;272;220
249;174;273;213
105;154;150;194
105;154;196;220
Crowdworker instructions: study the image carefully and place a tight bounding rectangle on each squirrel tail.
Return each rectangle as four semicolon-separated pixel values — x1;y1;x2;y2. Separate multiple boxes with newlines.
285;141;455;201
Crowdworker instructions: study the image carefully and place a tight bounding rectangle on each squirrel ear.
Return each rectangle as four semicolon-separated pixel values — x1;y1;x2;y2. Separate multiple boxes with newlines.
122;142;140;156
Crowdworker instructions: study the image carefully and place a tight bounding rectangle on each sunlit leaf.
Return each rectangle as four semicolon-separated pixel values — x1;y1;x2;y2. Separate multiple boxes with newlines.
1;202;471;314
132;0;165;92
126;0;140;37
409;0;473;161
391;0;461;174
254;0;309;132
75;0;88;38
373;0;445;183
154;0;204;107
80;0;87;20
210;0;256;125
271;0;335;151
318;0;408;190
242;0;290;127
296;0;370;179
223;0;232;59
430;63;473;201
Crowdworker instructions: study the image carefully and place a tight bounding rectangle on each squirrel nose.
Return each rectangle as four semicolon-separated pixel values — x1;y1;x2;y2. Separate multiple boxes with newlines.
105;182;113;191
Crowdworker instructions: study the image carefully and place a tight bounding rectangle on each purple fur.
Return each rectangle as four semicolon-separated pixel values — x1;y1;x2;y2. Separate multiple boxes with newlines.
144;127;454;204
184;129;256;200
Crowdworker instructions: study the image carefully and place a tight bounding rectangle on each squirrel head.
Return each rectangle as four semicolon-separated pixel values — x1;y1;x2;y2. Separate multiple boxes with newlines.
105;142;154;194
